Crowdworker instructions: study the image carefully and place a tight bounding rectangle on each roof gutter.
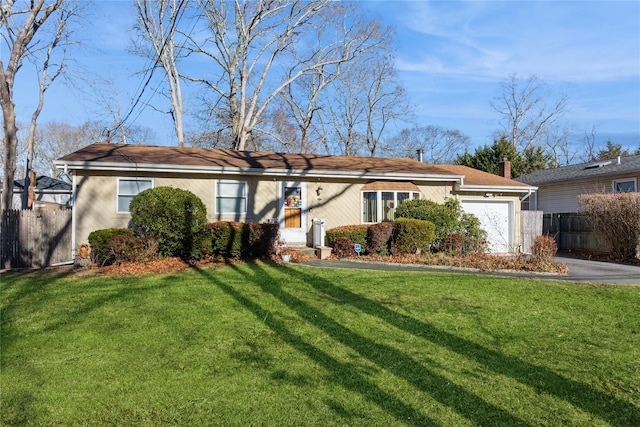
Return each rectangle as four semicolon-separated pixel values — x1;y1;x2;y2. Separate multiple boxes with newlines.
456;184;538;193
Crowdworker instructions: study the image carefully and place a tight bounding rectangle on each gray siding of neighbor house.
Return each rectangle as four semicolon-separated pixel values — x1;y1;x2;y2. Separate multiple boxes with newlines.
533;174;640;213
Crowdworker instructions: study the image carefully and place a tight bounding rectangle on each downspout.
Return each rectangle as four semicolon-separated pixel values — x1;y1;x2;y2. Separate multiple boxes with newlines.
71;170;77;261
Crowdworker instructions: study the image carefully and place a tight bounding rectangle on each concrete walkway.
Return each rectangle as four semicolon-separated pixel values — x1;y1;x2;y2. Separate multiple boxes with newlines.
302;255;640;286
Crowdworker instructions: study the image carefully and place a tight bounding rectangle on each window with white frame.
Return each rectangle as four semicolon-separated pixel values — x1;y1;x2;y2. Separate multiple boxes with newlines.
613;178;637;193
362;190;420;223
216;180;247;214
117;178;153;213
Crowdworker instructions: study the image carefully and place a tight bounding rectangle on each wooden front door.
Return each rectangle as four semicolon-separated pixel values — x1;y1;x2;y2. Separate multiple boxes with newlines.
280;182;306;243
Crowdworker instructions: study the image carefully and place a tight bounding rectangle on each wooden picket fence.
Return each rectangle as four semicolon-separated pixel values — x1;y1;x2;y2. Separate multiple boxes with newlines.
1;209;73;269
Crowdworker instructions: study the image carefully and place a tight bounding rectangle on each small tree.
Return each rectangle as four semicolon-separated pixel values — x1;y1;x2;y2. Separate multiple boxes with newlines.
130;186;208;259
578;192;640;260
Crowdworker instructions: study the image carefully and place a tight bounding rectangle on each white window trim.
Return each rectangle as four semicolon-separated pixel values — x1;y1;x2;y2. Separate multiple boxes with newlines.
361;190;421;224
216;180;247;214
116;178;153;214
612;177;637;193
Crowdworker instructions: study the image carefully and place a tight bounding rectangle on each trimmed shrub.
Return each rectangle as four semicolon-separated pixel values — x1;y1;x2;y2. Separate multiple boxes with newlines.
366;222;393;256
579;192;640;260
251;222;280;258
332;237;357;258
395;199;458;240
391;218;435;255
326;225;369;248
88;228;135;265
130;186;208;259
207;221;278;260
109;235;159;264
532;234;557;261
208;221;250;260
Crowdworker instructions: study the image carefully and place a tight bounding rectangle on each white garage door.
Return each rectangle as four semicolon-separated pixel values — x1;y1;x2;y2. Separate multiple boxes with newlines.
460;201;513;253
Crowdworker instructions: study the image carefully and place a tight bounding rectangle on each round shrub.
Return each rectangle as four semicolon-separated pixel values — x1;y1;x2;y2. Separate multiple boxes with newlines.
391;218;435;255
366;222;393;256
332;237;357;258
130;186;208;259
87;228;135;265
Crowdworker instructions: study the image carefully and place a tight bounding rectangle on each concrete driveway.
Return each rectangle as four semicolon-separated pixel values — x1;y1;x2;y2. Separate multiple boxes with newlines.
302;255;640;286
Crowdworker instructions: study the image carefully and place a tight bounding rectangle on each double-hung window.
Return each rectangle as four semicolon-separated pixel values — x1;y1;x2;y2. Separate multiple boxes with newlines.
613;178;637;193
216;180;247;214
117;178;153;213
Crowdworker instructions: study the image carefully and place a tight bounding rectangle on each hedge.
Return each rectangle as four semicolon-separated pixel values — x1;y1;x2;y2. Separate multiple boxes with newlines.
208;221;279;260
326;225;369;248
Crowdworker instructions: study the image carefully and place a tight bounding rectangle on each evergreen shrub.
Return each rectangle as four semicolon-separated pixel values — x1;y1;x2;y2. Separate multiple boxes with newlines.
391;218;435;255
396;198;486;253
130;186;208;259
326;225;368;248
208;221;279;260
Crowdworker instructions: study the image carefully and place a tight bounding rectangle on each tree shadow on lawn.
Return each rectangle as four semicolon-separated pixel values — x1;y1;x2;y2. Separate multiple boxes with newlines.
0;271;181;425
193;264;530;426
279;263;640;426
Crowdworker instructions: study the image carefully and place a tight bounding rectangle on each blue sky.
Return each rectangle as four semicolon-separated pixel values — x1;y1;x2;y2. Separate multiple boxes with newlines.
9;0;640;153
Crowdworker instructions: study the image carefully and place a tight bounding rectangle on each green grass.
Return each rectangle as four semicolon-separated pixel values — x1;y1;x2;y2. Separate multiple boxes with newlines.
1;263;639;426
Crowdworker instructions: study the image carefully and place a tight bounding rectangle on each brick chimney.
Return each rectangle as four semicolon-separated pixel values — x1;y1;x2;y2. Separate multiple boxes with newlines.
499;157;511;179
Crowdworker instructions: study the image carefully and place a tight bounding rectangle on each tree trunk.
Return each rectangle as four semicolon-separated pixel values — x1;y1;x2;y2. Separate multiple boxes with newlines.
1;99;18;211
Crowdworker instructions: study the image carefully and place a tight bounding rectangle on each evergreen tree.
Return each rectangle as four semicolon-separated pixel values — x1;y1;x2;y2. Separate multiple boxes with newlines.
455;135;554;178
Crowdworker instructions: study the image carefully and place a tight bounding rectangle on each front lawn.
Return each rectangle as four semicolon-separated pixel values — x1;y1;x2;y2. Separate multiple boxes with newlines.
2;264;639;425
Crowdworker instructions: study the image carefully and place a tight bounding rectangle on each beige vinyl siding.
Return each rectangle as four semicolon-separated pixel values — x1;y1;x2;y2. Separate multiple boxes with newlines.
74;173;280;245
74;171;519;248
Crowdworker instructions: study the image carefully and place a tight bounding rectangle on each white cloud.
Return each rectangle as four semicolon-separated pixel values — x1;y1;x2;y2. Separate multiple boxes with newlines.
385;0;639;82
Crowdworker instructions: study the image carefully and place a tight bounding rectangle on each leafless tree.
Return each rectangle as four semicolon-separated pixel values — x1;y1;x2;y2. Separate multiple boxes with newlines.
184;0;384;151
361;54;411;156
541;124;576;167
277;66;335;154
325;48;411;157
491;74;569;151
1;0;68;211
387;125;469;164
326;69;366;156
581;124;599;163
134;0;188;147
20;3;79;207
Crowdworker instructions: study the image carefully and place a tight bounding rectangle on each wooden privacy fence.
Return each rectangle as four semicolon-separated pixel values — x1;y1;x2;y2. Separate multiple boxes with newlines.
543;212;605;253
521;210;543;254
1;209;73;269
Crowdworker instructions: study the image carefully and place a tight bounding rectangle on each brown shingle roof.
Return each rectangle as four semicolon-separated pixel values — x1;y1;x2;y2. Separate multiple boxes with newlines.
58;143;457;175
440;165;531;188
56;143;532;189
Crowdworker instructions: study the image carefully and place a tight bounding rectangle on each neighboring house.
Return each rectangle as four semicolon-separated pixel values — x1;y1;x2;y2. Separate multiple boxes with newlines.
54;143;536;255
516;155;640;213
2;175;72;209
